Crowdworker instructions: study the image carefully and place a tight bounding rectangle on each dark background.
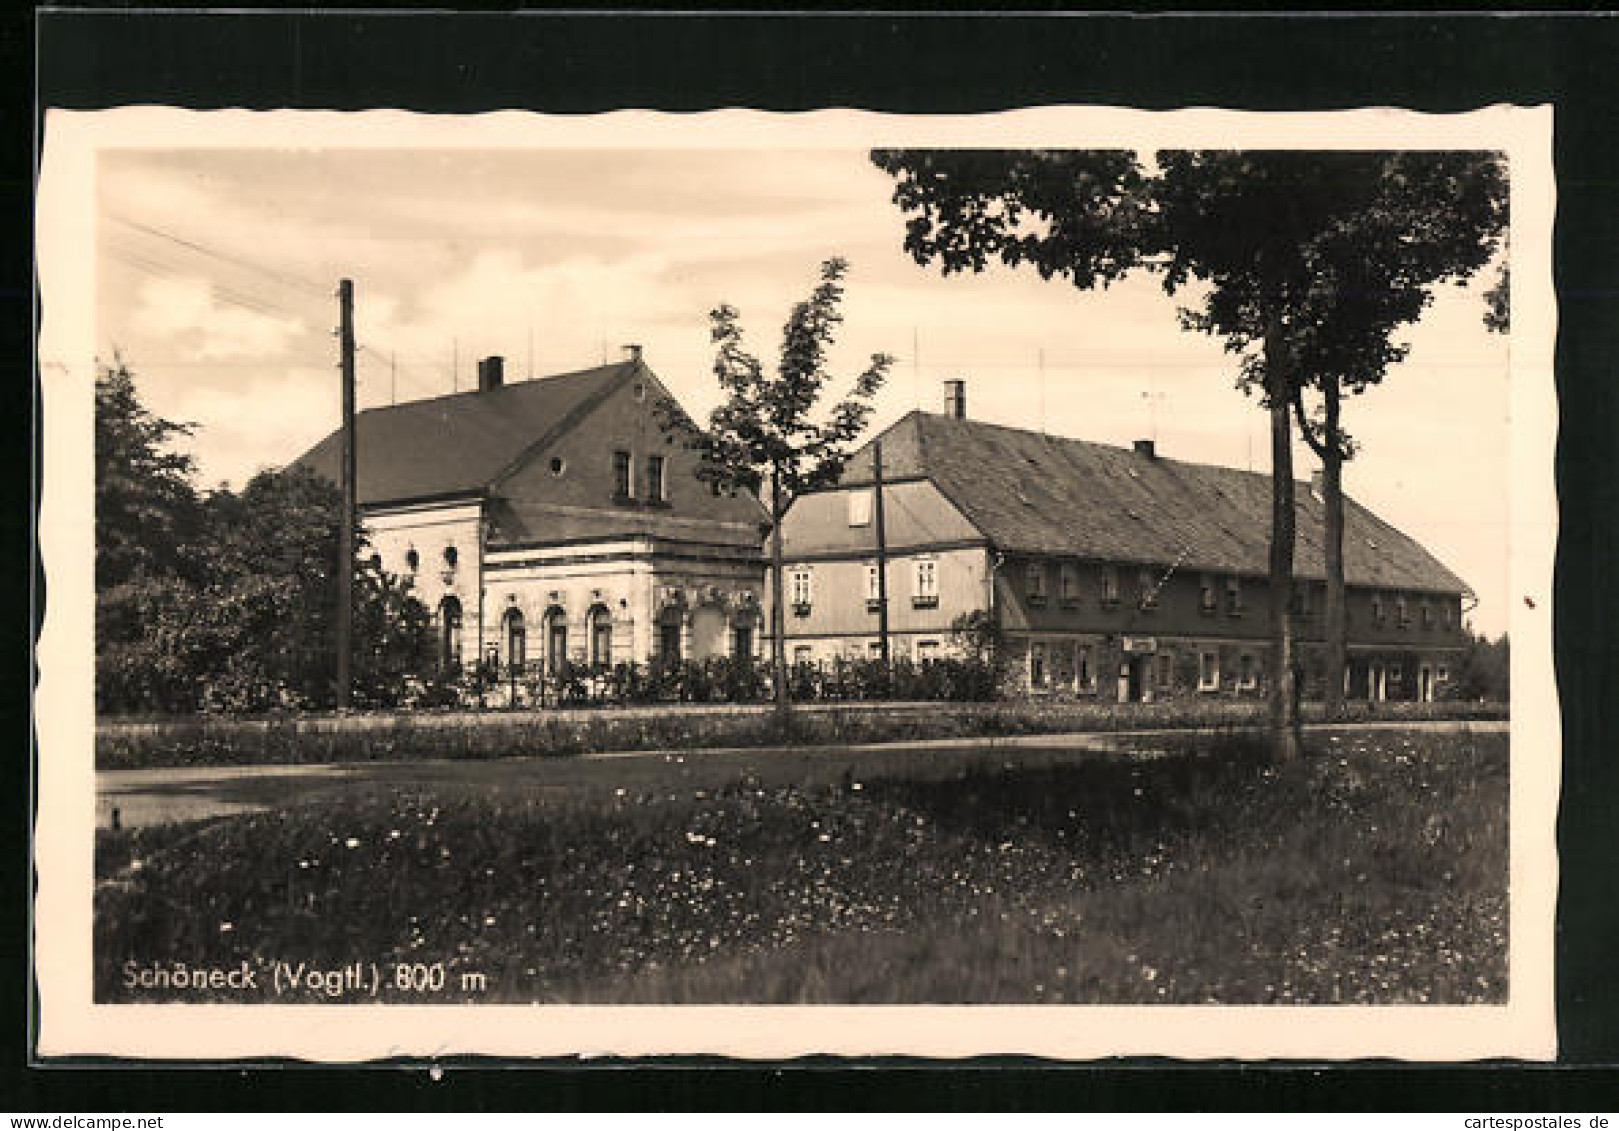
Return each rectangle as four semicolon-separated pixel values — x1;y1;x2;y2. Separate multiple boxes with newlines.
13;7;1619;1111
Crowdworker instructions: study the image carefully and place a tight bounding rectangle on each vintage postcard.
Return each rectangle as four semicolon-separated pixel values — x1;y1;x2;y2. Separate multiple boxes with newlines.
35;104;1557;1060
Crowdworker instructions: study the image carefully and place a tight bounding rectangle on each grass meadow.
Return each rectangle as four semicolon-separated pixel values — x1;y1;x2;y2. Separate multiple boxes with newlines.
95;726;1507;1004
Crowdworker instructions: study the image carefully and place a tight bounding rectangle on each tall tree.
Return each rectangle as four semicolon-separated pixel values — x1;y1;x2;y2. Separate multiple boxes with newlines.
872;148;1505;760
95;357;203;588
1280;156;1506;717
665;257;893;725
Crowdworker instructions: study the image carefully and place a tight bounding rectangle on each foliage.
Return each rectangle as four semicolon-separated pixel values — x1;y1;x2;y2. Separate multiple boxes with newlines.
870;149;1508;758
96;697;1506;771
94;359;203;589
1452;631;1510;702
94;363;433;714
657;257;894;718
96;727;1507;1004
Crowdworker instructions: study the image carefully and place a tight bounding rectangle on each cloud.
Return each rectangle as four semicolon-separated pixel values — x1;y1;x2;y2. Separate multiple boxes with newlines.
170;367;340;489
129;275;305;361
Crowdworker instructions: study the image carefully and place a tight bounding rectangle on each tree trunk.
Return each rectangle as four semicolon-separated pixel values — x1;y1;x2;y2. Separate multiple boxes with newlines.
1322;376;1347;721
769;466;791;728
1265;324;1303;764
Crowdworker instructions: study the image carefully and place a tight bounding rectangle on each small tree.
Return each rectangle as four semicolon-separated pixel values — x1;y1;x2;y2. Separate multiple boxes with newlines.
665;258;893;725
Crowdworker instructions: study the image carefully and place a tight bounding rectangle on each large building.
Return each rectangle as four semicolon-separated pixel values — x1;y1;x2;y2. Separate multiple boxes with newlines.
296;353;768;689
775;381;1470;703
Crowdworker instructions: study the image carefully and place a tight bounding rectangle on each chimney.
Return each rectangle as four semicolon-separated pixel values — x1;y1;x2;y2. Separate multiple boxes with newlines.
943;378;966;420
622;343;643;363
477;355;504;393
1133;439;1156;458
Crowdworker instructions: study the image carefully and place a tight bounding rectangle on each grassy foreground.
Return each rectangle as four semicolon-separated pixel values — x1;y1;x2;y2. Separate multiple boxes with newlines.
95;726;1507;1004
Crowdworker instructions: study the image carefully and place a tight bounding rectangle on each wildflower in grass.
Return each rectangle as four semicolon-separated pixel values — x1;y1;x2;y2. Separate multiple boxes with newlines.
345;837;361;849
219;921;233;933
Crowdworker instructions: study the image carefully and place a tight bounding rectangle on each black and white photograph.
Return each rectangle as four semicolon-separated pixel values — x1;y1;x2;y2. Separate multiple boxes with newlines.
34;105;1557;1061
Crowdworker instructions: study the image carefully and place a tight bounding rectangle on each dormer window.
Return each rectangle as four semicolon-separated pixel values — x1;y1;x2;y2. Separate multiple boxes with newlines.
847;489;872;527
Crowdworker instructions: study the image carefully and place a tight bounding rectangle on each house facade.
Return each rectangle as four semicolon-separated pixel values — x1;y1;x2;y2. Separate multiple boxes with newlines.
296;354;768;691
775;382;1469;703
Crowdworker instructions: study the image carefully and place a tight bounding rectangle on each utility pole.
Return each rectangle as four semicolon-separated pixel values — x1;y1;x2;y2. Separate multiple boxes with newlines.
337;279;356;711
873;440;891;671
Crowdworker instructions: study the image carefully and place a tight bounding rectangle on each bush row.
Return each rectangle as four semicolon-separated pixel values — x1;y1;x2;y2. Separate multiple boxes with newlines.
96;695;1508;771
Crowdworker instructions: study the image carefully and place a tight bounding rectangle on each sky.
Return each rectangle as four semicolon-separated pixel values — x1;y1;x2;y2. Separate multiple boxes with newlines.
95;146;1512;636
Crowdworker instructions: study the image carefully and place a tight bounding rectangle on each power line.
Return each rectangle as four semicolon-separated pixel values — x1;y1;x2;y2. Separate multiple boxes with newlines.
105;213;331;300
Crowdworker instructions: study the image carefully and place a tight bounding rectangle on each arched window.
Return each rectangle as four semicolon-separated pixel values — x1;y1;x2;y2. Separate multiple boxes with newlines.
438;596;463;673
544;606;568;671
503;607;525;676
588;604;613;667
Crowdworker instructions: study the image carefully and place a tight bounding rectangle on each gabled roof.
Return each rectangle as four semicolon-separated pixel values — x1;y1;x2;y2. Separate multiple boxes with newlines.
295;361;636;506
835;411;1466;594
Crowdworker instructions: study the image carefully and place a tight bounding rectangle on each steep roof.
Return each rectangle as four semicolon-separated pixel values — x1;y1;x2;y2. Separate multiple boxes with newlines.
295;362;635;506
836;411;1466;594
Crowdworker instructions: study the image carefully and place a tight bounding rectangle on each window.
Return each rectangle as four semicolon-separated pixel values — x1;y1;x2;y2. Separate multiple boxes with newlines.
1199;575;1217;613
1076;644;1095;692
1060;564;1080;603
503;608;526;676
847;489;872;527
405;548;419;573
1026;562;1047;603
588;606;612;667
1225;577;1242;615
646;455;666;503
549;456;566;477
733;625;754;660
659;617;682;662
793;644;813;665
865;562;882;603
1397;595;1410;628
1390;663;1404;683
1291;583;1310;617
612;450;634;499
1198;649;1220;691
1421;599;1434;628
1157;653;1172;687
913;559;939;607
546;612;568;671
1030;642;1048;687
788;566;813;609
443;545;458;570
917;640;940;663
439;596;463;672
1138;568;1159;610
1438;665;1451;682
1372;593;1386;624
1238;653;1257;690
868;640;884;658
1100;565;1119;606
1443;601;1456;630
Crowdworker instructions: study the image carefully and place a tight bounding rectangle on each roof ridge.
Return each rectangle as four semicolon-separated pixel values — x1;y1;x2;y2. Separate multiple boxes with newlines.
352;360;633;419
